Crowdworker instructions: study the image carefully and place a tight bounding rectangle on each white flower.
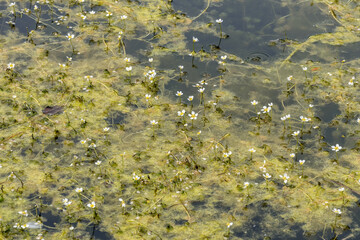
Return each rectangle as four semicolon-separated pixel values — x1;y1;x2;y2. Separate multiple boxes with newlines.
95;160;102;165
244;182;249;188
261;106;271;113
84;75;93;81
178;65;184;70
87;201;96;208
21;224;29;229
192;37;199;42
331;144;342;152
290;153;295;158
248;148;256;153
287;75;293;81
7;62;15;69
176;91;183;96
133;173;140;180
357;118;360;124
126;66;132;72
251;100;258;106
120;15;127;20
148;58;153;62
332;208;341;214
18;210;28;216
300;116;311;122
279;173;290;184
103;127;110;132
119;198;126;207
198;88;205;93
106;10;112;16
89;143;96;148
187;96;194;101
150;120;158;125
188;111;198;120
302;66;307;71
227;222;233;228
348;76;357;86
220;55;227;60
75;187;83;193
124;57;130;62
145;94;151;101
263;173;271;179
222;151;232;158
177;110;185;117
339;187;344;192
292;131;300;137
62;198;72;206
66;33;74;40
9;171;16;179
216;19;223;23
299;160;305;165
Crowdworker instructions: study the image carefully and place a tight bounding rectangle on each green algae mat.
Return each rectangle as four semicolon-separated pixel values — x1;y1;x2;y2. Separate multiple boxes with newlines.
0;0;360;239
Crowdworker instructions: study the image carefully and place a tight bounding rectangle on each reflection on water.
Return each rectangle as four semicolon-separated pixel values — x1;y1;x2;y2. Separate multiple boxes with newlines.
0;0;359;239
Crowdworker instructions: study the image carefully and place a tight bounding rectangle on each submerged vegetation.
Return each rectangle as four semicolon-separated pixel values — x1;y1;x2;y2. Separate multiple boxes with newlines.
0;0;359;239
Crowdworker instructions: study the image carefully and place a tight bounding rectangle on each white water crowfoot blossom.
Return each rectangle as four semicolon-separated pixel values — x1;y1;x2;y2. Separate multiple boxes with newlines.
66;33;75;52
332;144;343;161
18;210;28;217
281;114;291;129
279;173;290;184
188;111;198;128
87;201;96;208
263;173;271;179
333;208;342;215
299;160;305;177
150;120;159;138
331;144;342;152
176;91;183;103
178;65;184;79
198;87;205;104
192;36;199;53
263;172;272;188
7;62;15;70
333;208;342;226
261;105;271;114
248;148;256;160
222;150;232;159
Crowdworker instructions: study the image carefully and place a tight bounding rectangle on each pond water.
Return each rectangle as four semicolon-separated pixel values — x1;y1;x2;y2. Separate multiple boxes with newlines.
0;0;359;239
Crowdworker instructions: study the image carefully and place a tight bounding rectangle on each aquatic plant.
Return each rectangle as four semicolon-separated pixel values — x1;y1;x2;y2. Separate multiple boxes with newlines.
0;0;359;239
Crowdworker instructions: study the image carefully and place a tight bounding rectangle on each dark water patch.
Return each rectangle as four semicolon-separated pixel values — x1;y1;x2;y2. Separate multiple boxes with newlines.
191;200;206;208
104;110;128;126
85;223;115;240
246;51;271;64
42;105;64;115
213;200;231;212
41;210;61;228
317;102;341;123
174;218;188;225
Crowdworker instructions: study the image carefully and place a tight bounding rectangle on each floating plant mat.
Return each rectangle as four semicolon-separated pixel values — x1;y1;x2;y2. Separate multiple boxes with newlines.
0;0;359;239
